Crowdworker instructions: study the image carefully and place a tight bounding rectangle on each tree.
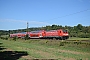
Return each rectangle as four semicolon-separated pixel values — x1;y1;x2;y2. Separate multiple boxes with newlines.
76;24;83;30
0;24;90;38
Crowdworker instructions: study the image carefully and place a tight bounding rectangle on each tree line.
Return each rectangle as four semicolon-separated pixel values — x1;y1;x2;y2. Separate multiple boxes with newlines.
0;24;90;38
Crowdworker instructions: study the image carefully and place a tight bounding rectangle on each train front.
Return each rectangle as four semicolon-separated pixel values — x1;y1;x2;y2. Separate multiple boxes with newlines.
62;30;69;40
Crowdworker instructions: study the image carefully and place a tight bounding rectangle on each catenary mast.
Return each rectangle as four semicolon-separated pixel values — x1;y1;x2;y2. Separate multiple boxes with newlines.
27;22;29;34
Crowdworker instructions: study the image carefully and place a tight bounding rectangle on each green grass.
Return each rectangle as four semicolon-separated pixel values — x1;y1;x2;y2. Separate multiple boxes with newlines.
0;39;90;60
68;37;90;40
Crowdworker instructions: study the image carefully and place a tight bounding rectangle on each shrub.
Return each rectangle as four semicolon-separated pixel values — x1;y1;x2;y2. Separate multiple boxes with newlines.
74;40;81;45
24;34;29;40
5;37;8;40
46;40;48;43
0;37;8;40
59;41;64;46
13;36;17;41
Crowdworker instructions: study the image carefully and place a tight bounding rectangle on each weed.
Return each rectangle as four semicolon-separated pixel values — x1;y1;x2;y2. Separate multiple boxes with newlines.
13;36;17;41
5;37;8;40
59;41;64;46
24;34;29;40
46;40;48;43
73;40;82;45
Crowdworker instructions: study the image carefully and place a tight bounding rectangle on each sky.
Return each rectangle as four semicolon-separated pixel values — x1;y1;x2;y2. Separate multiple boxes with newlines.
0;0;90;30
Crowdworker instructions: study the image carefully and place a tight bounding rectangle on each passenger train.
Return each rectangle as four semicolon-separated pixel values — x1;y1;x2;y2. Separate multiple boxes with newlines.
10;29;69;40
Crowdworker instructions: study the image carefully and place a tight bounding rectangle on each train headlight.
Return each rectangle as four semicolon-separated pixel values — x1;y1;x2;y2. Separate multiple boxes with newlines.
63;34;68;35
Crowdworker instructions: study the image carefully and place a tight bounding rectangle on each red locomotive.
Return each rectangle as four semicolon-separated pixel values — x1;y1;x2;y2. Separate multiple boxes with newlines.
10;29;69;40
29;29;69;40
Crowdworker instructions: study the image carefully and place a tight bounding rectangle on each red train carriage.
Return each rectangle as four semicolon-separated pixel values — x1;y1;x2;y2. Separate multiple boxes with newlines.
10;32;28;38
17;32;27;38
10;34;17;38
29;30;45;38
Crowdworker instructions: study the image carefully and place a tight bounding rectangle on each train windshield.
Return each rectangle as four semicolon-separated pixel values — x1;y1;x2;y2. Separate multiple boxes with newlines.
63;30;68;33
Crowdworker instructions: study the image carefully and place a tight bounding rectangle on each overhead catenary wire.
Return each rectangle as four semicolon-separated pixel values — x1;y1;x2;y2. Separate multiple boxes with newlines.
49;9;90;20
0;9;89;23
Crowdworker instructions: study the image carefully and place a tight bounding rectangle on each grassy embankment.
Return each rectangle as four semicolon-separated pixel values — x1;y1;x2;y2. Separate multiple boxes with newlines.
0;38;90;60
68;37;90;40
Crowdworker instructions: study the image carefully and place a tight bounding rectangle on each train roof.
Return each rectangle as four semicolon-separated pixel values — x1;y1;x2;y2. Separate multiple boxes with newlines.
46;29;62;31
30;30;43;33
10;32;27;34
20;32;27;34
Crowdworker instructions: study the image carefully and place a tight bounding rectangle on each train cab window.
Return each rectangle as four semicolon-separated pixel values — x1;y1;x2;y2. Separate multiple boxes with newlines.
63;30;67;33
66;31;67;33
44;32;45;34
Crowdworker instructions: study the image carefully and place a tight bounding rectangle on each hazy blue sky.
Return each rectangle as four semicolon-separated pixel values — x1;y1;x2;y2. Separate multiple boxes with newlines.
0;0;90;30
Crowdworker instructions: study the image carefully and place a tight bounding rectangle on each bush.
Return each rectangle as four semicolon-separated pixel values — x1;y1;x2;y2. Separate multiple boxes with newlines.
24;34;29;40
13;36;17;41
59;41;64;46
0;37;8;40
5;37;8;40
74;40;81;45
46;40;48;43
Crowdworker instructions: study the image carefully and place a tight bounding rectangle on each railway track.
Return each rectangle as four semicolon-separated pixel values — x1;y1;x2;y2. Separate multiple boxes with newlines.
66;40;90;42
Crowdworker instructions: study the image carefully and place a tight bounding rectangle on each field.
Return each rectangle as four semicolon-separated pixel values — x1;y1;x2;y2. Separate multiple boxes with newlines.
0;38;90;60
